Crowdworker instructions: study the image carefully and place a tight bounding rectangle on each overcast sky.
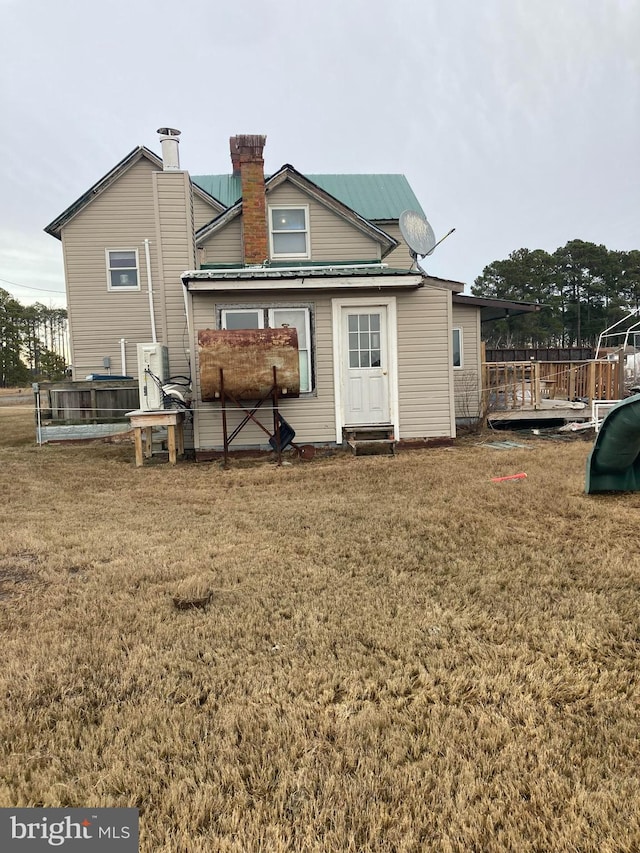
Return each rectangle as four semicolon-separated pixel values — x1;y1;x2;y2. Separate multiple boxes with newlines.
1;0;638;309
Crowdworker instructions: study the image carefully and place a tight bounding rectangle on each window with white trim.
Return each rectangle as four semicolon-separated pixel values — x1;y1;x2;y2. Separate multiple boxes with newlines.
221;309;264;330
220;306;313;393
453;327;463;368
268;206;309;259
106;249;139;290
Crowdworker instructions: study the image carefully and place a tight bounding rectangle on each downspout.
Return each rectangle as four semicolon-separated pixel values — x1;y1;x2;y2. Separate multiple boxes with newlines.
182;281;192;365
120;337;127;376
144;238;157;343
182;277;200;451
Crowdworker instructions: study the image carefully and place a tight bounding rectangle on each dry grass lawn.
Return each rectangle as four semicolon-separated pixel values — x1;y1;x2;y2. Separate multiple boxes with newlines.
1;404;639;852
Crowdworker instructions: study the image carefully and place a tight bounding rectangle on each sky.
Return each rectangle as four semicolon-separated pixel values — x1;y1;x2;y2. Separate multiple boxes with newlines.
0;0;638;309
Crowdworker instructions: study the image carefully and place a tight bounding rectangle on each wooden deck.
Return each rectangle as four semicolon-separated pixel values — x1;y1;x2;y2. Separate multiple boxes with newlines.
483;359;623;424
487;405;592;423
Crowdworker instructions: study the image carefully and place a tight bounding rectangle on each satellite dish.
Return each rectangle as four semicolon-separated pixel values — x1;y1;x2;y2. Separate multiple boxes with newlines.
399;210;436;258
399;210;456;270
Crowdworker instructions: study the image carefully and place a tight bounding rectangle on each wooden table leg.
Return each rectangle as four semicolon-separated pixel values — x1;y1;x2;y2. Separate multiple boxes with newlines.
144;426;153;459
134;428;144;467
167;424;177;464
177;422;184;458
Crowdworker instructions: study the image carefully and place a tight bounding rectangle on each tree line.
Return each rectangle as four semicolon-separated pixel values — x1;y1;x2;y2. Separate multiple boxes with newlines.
0;288;68;386
472;240;640;348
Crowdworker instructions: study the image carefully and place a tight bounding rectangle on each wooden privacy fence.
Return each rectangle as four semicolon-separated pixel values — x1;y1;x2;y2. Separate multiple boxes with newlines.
483;360;622;411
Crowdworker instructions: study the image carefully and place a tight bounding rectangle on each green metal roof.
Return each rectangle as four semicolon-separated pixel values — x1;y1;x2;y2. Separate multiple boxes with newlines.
191;173;424;220
189;265;419;280
192;175;242;209
200;259;382;270
307;175;425;220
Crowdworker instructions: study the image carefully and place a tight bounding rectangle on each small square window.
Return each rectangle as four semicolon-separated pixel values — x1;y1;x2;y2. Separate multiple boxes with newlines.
269;206;309;259
106;249;139;290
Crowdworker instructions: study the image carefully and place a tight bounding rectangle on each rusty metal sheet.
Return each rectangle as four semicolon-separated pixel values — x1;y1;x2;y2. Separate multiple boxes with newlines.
198;328;300;401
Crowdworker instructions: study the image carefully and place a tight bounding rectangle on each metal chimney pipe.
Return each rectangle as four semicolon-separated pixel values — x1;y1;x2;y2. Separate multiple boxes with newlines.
157;127;181;170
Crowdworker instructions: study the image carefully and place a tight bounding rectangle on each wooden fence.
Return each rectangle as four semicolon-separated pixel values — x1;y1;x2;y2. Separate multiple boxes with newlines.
483;360;622;412
485;347;595;362
38;379;139;424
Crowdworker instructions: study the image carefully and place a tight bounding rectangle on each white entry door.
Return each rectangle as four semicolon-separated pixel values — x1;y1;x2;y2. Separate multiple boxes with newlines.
342;306;390;426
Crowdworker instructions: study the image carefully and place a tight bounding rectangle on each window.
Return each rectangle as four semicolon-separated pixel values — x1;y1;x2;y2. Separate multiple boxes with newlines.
348;313;381;368
221;309;264;330
452;328;463;368
220;306;313;393
269;206;309;259
269;308;312;393
106;249;139;290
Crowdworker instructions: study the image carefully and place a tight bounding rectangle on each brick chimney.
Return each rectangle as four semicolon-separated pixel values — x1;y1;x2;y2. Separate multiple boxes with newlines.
229;137;241;176
230;134;268;265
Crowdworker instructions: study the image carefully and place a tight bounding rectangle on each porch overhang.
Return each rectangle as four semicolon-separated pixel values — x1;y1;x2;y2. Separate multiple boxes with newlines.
452;293;542;323
182;267;424;293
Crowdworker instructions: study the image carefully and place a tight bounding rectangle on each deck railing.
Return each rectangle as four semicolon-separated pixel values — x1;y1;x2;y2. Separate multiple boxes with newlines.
537;360;622;402
483;360;622;412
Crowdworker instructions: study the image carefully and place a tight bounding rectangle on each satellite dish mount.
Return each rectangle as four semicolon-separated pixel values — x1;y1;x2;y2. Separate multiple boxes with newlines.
399;210;455;271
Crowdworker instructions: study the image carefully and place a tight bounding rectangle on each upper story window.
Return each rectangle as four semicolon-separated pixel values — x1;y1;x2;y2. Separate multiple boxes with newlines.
106;249;140;290
269;206;310;259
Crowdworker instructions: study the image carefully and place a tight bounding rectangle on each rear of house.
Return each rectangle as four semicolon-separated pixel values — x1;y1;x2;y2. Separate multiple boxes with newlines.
46;129;481;454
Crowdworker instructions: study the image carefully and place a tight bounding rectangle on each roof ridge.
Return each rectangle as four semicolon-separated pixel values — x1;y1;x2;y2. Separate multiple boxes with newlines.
191;172;424;220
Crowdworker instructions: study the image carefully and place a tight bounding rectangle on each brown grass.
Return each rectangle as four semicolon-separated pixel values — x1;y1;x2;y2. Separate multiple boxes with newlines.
1;406;639;852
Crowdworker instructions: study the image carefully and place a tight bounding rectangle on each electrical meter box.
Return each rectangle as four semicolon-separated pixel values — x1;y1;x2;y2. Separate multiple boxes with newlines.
137;343;169;410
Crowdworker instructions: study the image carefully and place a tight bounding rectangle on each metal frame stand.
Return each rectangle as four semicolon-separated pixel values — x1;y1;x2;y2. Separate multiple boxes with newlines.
219;366;283;468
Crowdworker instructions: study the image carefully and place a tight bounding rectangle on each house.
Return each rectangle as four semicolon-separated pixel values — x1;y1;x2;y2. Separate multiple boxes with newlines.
45;129;532;456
